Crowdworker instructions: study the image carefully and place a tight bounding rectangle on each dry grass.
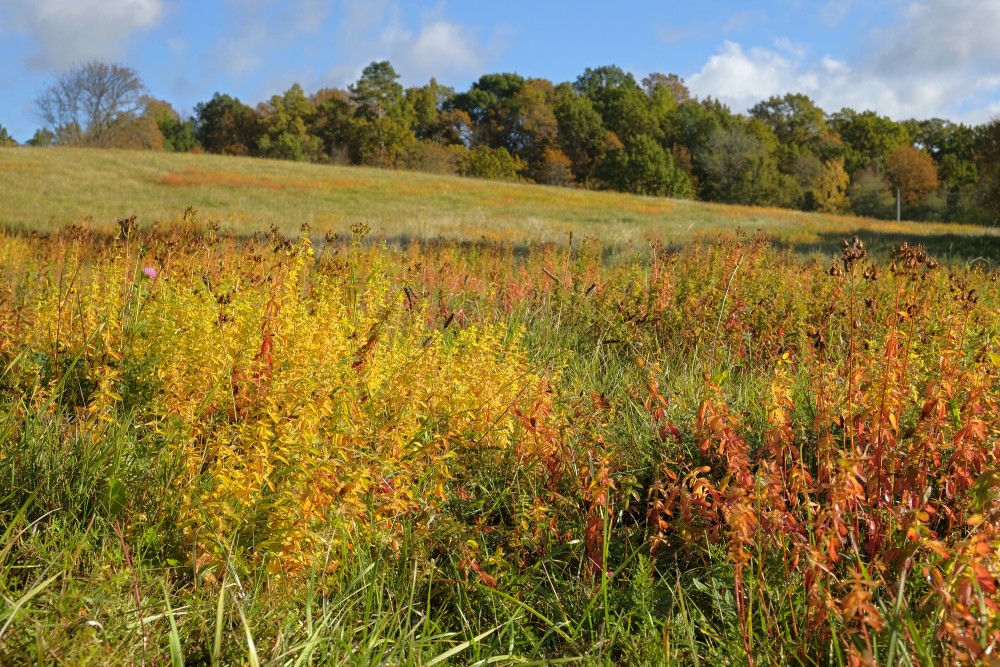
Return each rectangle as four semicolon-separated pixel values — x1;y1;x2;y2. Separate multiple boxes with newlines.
2;146;999;259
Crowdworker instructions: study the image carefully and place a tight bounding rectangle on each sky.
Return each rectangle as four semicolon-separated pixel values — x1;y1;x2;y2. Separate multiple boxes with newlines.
2;0;1000;143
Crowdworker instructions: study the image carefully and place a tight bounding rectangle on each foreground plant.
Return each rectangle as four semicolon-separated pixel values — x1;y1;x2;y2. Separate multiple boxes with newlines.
0;218;998;665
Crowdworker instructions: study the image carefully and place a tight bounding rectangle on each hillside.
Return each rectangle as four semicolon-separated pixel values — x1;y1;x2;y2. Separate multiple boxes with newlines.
2;146;999;260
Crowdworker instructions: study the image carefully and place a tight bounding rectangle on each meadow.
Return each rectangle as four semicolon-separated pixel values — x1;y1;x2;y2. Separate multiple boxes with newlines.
1;148;1000;665
4;147;1000;260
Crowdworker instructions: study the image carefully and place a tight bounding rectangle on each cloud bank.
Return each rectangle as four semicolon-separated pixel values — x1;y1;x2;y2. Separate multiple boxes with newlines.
327;1;495;86
0;0;164;70
688;0;1000;122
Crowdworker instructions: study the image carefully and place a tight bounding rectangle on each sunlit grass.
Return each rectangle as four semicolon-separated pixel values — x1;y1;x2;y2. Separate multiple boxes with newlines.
3;146;999;260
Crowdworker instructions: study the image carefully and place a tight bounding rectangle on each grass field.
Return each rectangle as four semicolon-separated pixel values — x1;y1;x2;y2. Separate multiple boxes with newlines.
3;146;1000;261
2;148;1000;665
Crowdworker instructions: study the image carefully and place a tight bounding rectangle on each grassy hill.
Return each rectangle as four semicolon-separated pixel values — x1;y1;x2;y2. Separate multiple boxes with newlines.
3;146;999;260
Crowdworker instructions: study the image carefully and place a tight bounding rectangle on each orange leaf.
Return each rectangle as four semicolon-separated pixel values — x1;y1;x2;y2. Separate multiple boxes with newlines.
470;560;498;589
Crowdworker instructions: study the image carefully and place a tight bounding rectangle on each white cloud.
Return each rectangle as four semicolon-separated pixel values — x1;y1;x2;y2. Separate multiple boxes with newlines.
872;0;1000;75
0;0;164;70
688;1;1000;123
773;37;807;59
688;41;815;111
326;1;496;87
395;21;485;79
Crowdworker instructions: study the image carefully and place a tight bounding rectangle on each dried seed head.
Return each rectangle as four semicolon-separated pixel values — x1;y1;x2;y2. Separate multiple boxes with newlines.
349;222;371;240
840;236;866;272
890;242;936;277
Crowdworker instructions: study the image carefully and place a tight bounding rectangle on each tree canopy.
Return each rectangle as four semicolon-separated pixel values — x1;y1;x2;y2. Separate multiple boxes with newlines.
23;58;1000;224
0;124;14;147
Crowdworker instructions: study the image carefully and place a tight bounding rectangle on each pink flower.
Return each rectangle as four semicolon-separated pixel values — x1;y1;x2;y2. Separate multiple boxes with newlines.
142;266;158;280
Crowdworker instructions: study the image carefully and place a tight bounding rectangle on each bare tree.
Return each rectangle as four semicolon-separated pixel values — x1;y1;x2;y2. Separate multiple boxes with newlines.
36;61;147;147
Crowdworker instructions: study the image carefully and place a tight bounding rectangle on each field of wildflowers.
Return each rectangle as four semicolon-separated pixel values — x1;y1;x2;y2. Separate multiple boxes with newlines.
1;212;999;665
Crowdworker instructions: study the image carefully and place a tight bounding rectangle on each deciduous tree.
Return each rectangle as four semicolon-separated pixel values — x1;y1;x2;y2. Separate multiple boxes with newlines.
457;145;524;181
26;128;54;147
750;94;828;150
642;72;690;103
829;109;910;173
256;83;321;161
35;61;148;147
310;88;355;162
886;145;940;206
574;66;656;142
406;78;456;142
812;157;851;213
697;123;788;206
194;93;260;155
144;99;197;152
599;134;694;198
449;72;526;151
848;166;895;218
553;83;613;184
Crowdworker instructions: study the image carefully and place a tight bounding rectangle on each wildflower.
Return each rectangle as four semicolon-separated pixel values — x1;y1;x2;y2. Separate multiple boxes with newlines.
142;266;158;280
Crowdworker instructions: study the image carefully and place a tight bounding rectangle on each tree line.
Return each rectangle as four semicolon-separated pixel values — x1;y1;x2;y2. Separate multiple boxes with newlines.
6;59;1000;224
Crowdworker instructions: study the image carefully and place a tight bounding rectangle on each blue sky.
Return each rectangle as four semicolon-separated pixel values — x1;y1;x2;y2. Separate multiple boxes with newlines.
2;0;1000;143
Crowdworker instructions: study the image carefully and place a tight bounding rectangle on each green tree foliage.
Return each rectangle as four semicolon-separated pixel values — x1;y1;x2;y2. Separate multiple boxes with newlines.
194;93;260;156
643;75;683;140
0;124;14;146
349;116;418;168
697;123;790;206
573;66;656;143
26;128;55;147
509;79;562;181
310;88;356;163
641;72;691;103
405;78;457;142
553;83;614;185
449;72;526;151
457;145;524;181
347;62;418;168
257;83;321;161
750;94;829;152
750;94;840;207
848;166;895;218
662;98;737;193
812;157;851;213
144;99;197;152
829;109;910;174
351;61;409;122
973;118;1000;223
599;135;694;198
